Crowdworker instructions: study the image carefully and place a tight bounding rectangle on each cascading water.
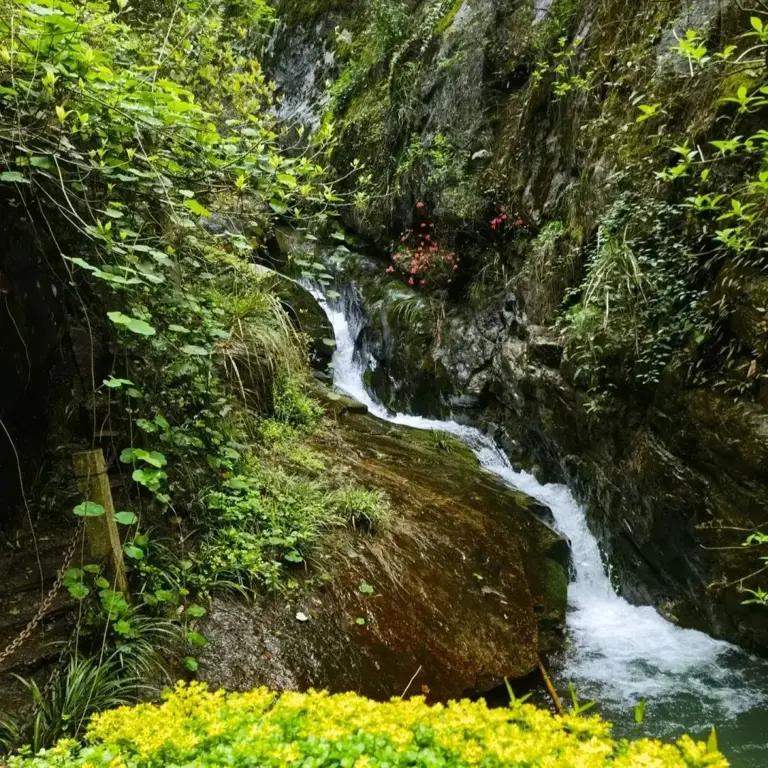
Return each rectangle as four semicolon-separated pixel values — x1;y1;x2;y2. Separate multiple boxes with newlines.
309;282;768;766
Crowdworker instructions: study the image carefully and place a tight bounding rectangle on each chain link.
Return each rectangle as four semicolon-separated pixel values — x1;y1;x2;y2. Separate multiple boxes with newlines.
0;521;83;668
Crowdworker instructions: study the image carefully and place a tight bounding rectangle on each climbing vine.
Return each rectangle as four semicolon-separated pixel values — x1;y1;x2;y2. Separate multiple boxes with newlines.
0;0;390;747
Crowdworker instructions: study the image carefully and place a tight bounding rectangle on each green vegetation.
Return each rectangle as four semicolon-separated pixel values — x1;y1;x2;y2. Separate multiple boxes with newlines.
8;682;729;767
561;194;706;404
0;0;388;748
2;0;767;759
298;0;768;614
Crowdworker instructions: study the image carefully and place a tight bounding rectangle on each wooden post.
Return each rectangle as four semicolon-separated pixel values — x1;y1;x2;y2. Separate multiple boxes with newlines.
72;448;129;596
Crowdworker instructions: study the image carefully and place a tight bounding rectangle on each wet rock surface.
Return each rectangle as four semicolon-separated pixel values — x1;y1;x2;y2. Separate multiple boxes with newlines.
352;281;768;653
200;405;568;700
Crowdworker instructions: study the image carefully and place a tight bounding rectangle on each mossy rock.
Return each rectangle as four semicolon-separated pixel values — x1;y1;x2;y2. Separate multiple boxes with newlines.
200;408;569;700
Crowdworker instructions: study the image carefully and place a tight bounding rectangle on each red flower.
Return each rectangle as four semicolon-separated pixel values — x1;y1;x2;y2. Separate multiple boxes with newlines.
416;201;425;209
408;277;414;285
386;266;394;273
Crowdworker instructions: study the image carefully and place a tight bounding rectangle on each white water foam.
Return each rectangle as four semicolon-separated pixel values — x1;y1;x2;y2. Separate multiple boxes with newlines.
309;283;766;718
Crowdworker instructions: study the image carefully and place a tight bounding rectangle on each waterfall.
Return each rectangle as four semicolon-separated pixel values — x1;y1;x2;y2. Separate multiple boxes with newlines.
307;282;768;751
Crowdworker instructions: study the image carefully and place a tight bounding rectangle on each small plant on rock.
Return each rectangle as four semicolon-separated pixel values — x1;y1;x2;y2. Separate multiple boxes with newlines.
386;202;459;288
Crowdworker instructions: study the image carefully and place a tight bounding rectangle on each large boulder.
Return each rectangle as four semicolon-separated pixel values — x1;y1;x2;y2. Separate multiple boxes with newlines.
199;405;568;701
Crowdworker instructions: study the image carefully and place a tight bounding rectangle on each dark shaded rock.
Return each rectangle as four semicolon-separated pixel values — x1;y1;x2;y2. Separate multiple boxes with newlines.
527;325;564;369
342;281;768;653
313;386;369;417
200;408;568;701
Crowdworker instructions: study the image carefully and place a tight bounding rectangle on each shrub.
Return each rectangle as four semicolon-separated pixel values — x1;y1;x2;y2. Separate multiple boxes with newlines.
387;202;459;288
9;682;728;767
272;378;324;429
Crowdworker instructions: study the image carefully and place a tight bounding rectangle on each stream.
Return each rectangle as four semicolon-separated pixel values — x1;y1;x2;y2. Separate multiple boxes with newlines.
310;283;768;767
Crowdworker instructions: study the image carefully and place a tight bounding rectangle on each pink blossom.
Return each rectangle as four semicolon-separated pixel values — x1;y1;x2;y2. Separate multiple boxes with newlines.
408;277;414;285
386;266;394;273
416;201;425;209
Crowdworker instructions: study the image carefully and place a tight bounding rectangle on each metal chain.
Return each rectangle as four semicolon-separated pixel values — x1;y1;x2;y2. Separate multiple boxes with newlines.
0;521;83;668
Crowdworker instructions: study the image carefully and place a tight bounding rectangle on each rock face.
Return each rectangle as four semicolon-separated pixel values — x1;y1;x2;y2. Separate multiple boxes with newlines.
350;278;768;652
199;404;568;701
264;0;768;655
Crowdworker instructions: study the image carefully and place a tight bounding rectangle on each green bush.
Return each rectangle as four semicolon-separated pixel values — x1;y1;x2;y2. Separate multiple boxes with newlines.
10;682;728;767
273;378;325;428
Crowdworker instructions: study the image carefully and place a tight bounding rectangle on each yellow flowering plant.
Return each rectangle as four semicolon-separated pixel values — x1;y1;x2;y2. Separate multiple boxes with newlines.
9;682;729;767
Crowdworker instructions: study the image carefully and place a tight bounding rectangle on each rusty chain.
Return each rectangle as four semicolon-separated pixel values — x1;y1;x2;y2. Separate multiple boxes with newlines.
0;521;84;669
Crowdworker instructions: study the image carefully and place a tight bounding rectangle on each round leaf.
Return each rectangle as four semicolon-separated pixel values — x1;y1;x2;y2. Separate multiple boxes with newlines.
67;582;90;599
124;545;144;560
74;501;105;517
186;631;208;647
114;511;138;525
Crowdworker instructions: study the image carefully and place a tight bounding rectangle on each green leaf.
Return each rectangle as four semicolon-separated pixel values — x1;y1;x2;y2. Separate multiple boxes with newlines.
132;467;167;490
142;450;167;468
124;545;144;560
180;344;211;356
114;511;138;525
277;172;297;189
187;604;207;618
359;582;375;595
67;582;90;599
113;620;132;636
183;656;199;672
183;198;211;217
63;568;84;585
355;617;366;626
100;589;129;618
107;311;156;336
30;156;54;170
707;727;719;753
186;631;208;647
284;550;303;563
0;171;28;183
104;376;133;389
120;448;167;468
269;199;288;214
73;501;105;517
